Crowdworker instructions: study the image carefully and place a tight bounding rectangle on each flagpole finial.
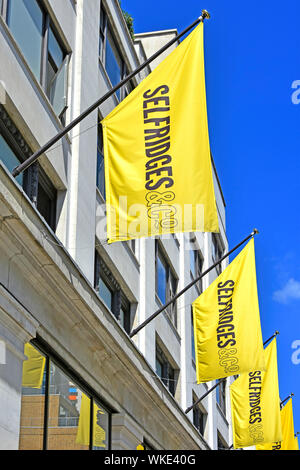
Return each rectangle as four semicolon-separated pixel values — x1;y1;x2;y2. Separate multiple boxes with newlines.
202;10;210;20
252;228;259;236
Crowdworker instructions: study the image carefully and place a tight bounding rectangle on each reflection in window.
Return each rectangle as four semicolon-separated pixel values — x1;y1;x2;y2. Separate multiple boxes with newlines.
99;6;128;102
155;343;177;397
155;241;178;328
0;134;23;186
0;110;57;231
212;234;223;275
47;363;88;450
192;397;207;436
19;343;46;450
7;0;43;81
6;0;68;118
19;342;111;450
96;125;105;198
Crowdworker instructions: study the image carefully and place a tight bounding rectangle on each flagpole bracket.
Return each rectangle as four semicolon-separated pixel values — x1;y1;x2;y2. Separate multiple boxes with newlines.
201;10;210;20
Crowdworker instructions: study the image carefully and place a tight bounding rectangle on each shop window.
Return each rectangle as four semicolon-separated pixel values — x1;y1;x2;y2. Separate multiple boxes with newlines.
19;341;111;450
19;343;47;450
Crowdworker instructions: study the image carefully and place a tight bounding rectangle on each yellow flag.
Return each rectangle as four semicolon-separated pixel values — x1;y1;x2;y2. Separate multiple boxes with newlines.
22;343;46;389
256;399;298;450
76;393;106;448
102;22;219;243
230;339;282;449
193;238;265;383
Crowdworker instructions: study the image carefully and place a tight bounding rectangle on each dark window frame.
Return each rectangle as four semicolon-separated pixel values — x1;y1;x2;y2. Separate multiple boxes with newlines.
94;250;131;334
155;240;178;329
3;0;69;119
192;396;207;437
28;336;113;450
0;105;57;231
212;233;224;276
216;379;226;415
155;343;177;397
99;5;132;102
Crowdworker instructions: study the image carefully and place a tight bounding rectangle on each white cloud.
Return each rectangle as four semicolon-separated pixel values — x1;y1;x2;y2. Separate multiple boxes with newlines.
273;278;300;304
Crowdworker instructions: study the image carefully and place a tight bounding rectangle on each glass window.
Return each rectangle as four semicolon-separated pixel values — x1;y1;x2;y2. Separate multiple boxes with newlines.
0;133;23;186
212;234;223;275
105;30;122;101
99;277;113;310
191;310;195;363
37;171;57;231
6;0;68;117
156;253;167;305
96;125;105;198
19;341;111;450
216;379;226;415
155;344;177;397
99;8;127;102
0;113;57;231
47;363;89;450
94;251;131;331
192;399;207;436
19;343;46;450
92;400;109;450
155;242;178;327
7;0;44;81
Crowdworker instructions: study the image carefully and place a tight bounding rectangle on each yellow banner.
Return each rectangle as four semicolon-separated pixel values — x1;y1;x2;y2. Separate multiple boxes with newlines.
102;22;219;243
230;339;282;449
257;399;298;450
22;343;46;389
192;238;265;383
76;393;106;448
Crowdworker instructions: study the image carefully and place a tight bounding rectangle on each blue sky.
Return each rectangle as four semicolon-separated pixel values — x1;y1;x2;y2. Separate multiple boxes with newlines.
122;0;300;441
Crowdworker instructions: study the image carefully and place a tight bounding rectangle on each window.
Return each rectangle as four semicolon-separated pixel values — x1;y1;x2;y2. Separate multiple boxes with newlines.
99;6;129;102
94;251;131;334
155;343;177;397
216;379;226;415
217;433;228;450
5;0;68;118
0;106;57;231
192;397;207;436
96;124;105;199
212;234;223;275
19;341;111;450
190;248;204;292
155;241;178;328
191;310;195;363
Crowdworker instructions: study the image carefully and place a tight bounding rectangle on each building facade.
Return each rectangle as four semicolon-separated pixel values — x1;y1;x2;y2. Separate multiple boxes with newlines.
0;0;231;450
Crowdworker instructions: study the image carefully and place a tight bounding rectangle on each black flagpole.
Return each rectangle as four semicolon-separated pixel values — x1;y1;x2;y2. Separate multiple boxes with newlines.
185;331;279;415
12;11;210;178
280;393;294;409
130;229;259;338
